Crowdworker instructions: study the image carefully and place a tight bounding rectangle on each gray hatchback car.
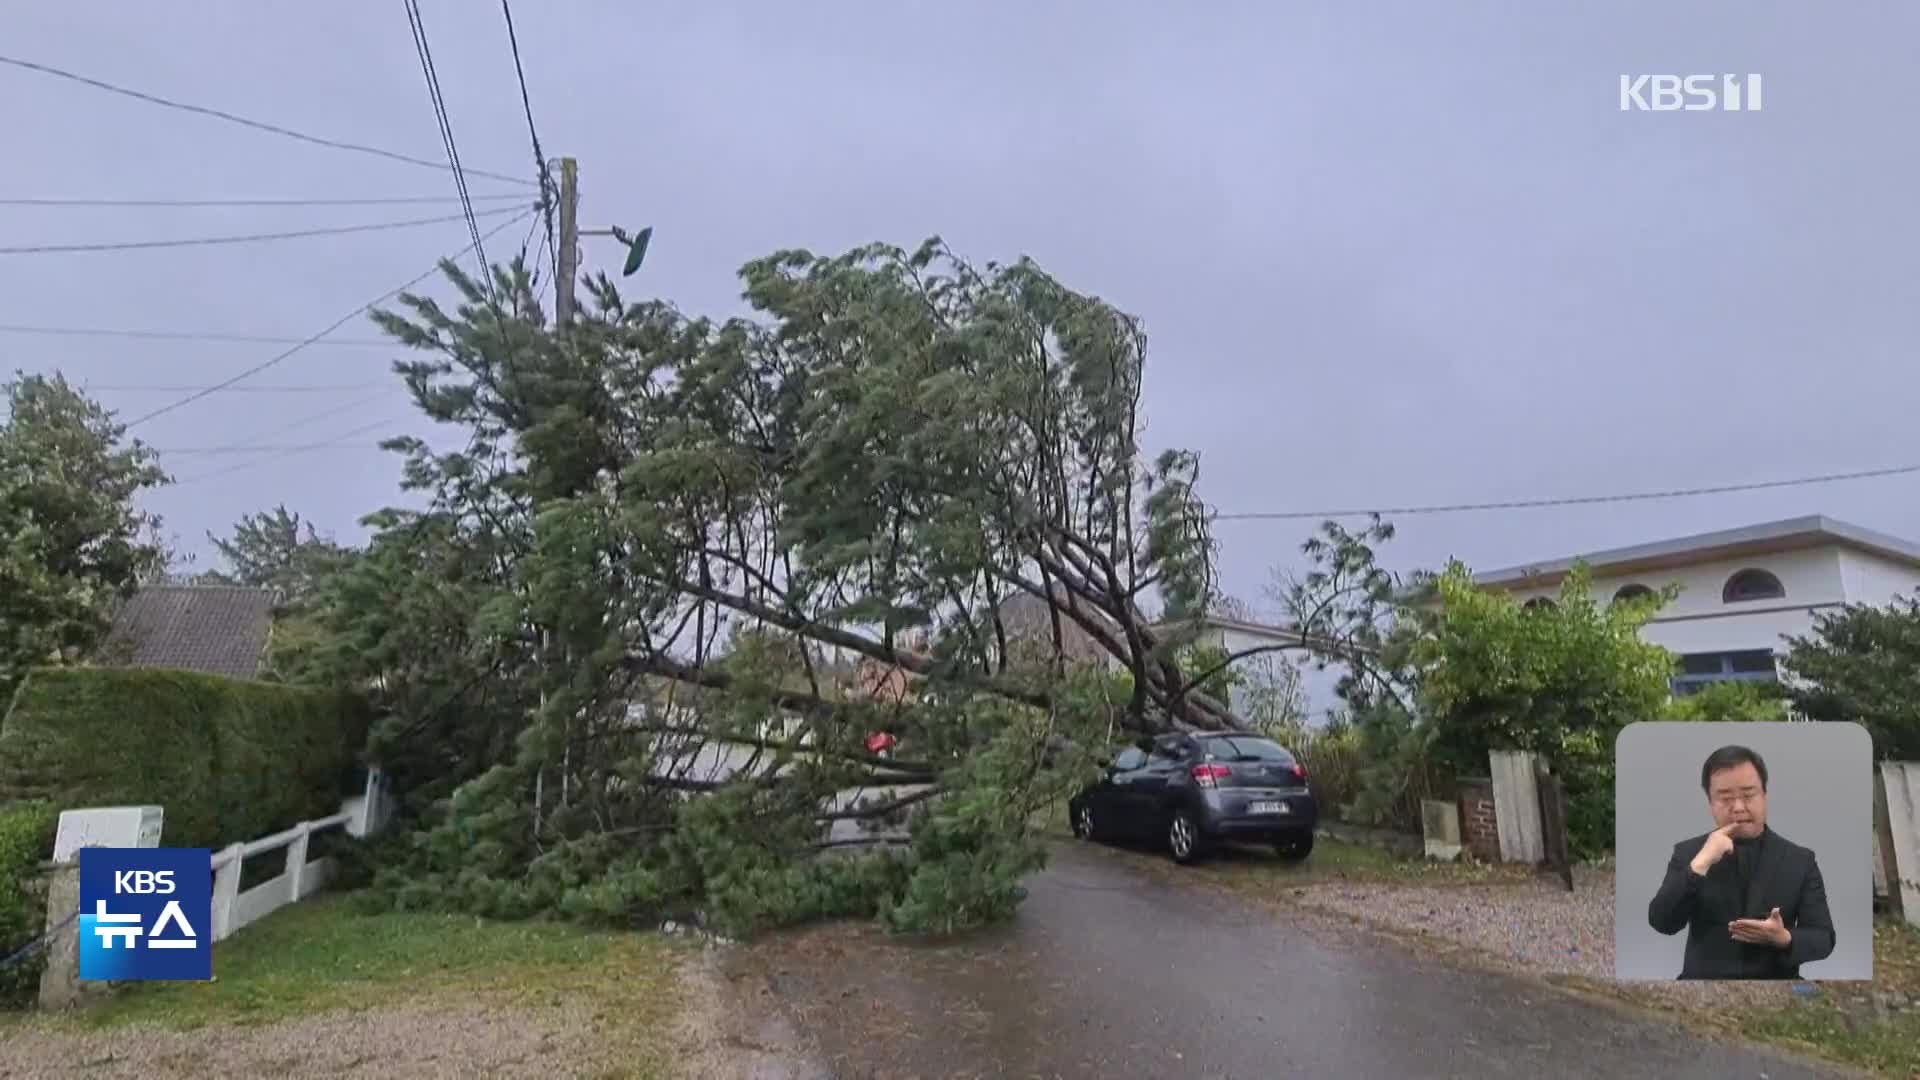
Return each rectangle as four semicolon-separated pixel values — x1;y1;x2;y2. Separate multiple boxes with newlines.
1068;731;1318;863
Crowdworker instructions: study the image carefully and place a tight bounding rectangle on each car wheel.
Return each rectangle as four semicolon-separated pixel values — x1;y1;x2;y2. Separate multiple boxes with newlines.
1072;803;1097;841
1168;810;1204;864
1275;832;1315;862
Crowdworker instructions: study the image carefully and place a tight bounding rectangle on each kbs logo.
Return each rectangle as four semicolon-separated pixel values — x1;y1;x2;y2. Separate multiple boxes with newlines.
1620;74;1763;112
77;848;211;982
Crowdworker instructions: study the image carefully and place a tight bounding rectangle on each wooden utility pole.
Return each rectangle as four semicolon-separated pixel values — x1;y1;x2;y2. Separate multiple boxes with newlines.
555;156;580;325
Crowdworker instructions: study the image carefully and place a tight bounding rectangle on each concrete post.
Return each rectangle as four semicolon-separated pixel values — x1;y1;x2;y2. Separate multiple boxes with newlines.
35;862;104;1010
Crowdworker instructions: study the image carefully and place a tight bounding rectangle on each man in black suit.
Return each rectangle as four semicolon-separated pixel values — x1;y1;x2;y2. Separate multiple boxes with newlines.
1647;744;1835;979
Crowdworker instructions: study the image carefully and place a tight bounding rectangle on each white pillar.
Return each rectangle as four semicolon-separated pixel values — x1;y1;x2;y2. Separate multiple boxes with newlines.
211;843;245;942
285;822;311;901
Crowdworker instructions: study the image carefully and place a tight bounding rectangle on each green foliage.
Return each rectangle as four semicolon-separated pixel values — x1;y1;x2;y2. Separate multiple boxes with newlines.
201;504;354;605
1175;641;1245;706
0;799;55;1007
0;668;369;849
1661;680;1789;723
1782;598;1920;759
0;372;169;702
1274;515;1429;716
1418;562;1674;856
286;237;1243;940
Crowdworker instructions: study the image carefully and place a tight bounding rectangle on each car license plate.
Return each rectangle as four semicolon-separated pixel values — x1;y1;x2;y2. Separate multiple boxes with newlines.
1249;801;1287;815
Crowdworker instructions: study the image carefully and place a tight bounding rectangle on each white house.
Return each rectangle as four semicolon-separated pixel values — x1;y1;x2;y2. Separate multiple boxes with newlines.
1474;515;1920;696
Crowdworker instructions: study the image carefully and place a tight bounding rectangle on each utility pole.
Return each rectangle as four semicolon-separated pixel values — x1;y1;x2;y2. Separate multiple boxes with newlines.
555;156;580;325
535;156;579;837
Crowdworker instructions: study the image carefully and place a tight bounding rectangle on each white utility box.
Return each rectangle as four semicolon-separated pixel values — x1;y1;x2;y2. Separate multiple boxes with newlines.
52;806;164;864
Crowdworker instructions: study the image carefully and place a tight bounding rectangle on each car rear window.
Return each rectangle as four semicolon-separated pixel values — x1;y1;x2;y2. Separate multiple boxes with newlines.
1201;736;1292;762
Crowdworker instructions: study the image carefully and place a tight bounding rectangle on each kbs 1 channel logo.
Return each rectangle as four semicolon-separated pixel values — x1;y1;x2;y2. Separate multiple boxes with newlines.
78;848;212;981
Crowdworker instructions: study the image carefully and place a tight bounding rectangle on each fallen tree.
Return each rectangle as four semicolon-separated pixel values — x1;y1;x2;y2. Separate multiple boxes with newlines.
290;239;1262;935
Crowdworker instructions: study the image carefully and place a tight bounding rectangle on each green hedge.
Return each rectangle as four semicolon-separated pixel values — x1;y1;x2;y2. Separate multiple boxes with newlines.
0;668;371;851
0;799;55;1007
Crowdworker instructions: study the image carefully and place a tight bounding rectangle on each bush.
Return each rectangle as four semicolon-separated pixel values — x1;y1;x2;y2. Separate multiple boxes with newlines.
1662;681;1789;723
0;668;370;850
0;799;55;1007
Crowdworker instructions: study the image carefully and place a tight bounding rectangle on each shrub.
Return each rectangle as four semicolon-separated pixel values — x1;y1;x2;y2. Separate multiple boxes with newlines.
0;668;370;850
0;799;55;1007
1661;680;1789;724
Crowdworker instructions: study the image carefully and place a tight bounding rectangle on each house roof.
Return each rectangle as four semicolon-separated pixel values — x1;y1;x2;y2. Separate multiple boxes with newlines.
1475;515;1920;589
99;584;280;679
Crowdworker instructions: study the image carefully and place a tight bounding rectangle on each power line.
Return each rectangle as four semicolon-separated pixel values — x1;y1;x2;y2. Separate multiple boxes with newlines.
500;0;559;271
403;0;492;298
0;53;535;189
0;193;529;208
170;419;399;486
163;436;382;455
0;324;392;347
124;208;533;428
1211;462;1920;523
87;382;385;393
0;203;527;255
155;392;396;454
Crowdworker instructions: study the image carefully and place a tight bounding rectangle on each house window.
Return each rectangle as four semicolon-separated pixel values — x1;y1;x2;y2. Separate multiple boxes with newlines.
1671;649;1779;696
1722;568;1785;604
1612;584;1654;605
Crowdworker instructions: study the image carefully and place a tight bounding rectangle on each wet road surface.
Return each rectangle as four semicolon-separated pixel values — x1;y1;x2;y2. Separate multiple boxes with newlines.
733;840;1858;1079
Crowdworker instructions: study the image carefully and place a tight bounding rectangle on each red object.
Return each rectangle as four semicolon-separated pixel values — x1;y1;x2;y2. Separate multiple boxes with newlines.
1294;764;1309;781
1191;763;1232;788
866;732;897;754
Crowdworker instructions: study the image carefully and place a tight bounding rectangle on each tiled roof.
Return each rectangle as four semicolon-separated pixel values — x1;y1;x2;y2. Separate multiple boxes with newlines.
99;584;279;680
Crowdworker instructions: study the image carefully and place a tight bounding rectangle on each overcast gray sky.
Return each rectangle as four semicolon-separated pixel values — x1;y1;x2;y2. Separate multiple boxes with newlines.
6;2;1917;623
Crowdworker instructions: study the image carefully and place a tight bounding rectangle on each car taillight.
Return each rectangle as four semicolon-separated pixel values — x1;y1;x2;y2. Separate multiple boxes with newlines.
1192;763;1231;788
1294;764;1309;781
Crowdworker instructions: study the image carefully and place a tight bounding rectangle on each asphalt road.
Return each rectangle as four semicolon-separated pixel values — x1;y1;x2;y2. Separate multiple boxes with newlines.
735;840;1858;1079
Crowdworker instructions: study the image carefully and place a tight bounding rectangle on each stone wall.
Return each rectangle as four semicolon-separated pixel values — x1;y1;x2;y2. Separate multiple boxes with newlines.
1457;777;1500;862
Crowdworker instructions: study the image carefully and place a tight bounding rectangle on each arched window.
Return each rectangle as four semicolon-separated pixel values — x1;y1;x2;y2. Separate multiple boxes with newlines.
1523;597;1556;612
1612;584;1654;605
1722;568;1786;604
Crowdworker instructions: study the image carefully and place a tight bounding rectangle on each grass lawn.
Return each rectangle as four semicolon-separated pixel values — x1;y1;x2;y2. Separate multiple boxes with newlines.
1742;917;1920;1079
2;895;689;1077
1194;834;1538;888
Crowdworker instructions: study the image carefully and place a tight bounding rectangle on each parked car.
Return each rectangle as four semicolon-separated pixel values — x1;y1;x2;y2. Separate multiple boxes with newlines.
1068;731;1317;864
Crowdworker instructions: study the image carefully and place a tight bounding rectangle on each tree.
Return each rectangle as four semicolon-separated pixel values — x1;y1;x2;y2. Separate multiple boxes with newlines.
203;505;353;602
1236;651;1306;734
294;240;1245;936
1782;599;1920;759
0;373;168;699
1270;516;1429;717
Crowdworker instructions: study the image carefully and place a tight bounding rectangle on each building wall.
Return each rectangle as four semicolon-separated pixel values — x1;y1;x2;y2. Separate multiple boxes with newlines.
1837;549;1920;607
1498;547;1844;619
1456;777;1500;862
1496;547;1848;658
1498;545;1920;661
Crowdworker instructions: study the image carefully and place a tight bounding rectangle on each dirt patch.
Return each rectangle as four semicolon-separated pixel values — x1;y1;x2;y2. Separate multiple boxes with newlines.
675;948;829;1080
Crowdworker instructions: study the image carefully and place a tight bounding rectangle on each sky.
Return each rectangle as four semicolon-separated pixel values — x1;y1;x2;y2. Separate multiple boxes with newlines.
6;4;1918;660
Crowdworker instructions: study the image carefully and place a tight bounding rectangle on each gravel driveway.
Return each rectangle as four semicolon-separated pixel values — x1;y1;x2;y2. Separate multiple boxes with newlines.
1284;860;1798;1015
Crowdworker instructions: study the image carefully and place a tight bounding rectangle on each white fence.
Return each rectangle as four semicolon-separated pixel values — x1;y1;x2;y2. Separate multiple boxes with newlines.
207;768;390;941
1880;761;1920;928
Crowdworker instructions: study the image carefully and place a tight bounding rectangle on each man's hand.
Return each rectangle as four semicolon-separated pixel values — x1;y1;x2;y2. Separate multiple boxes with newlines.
1690;823;1739;876
1729;907;1792;949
